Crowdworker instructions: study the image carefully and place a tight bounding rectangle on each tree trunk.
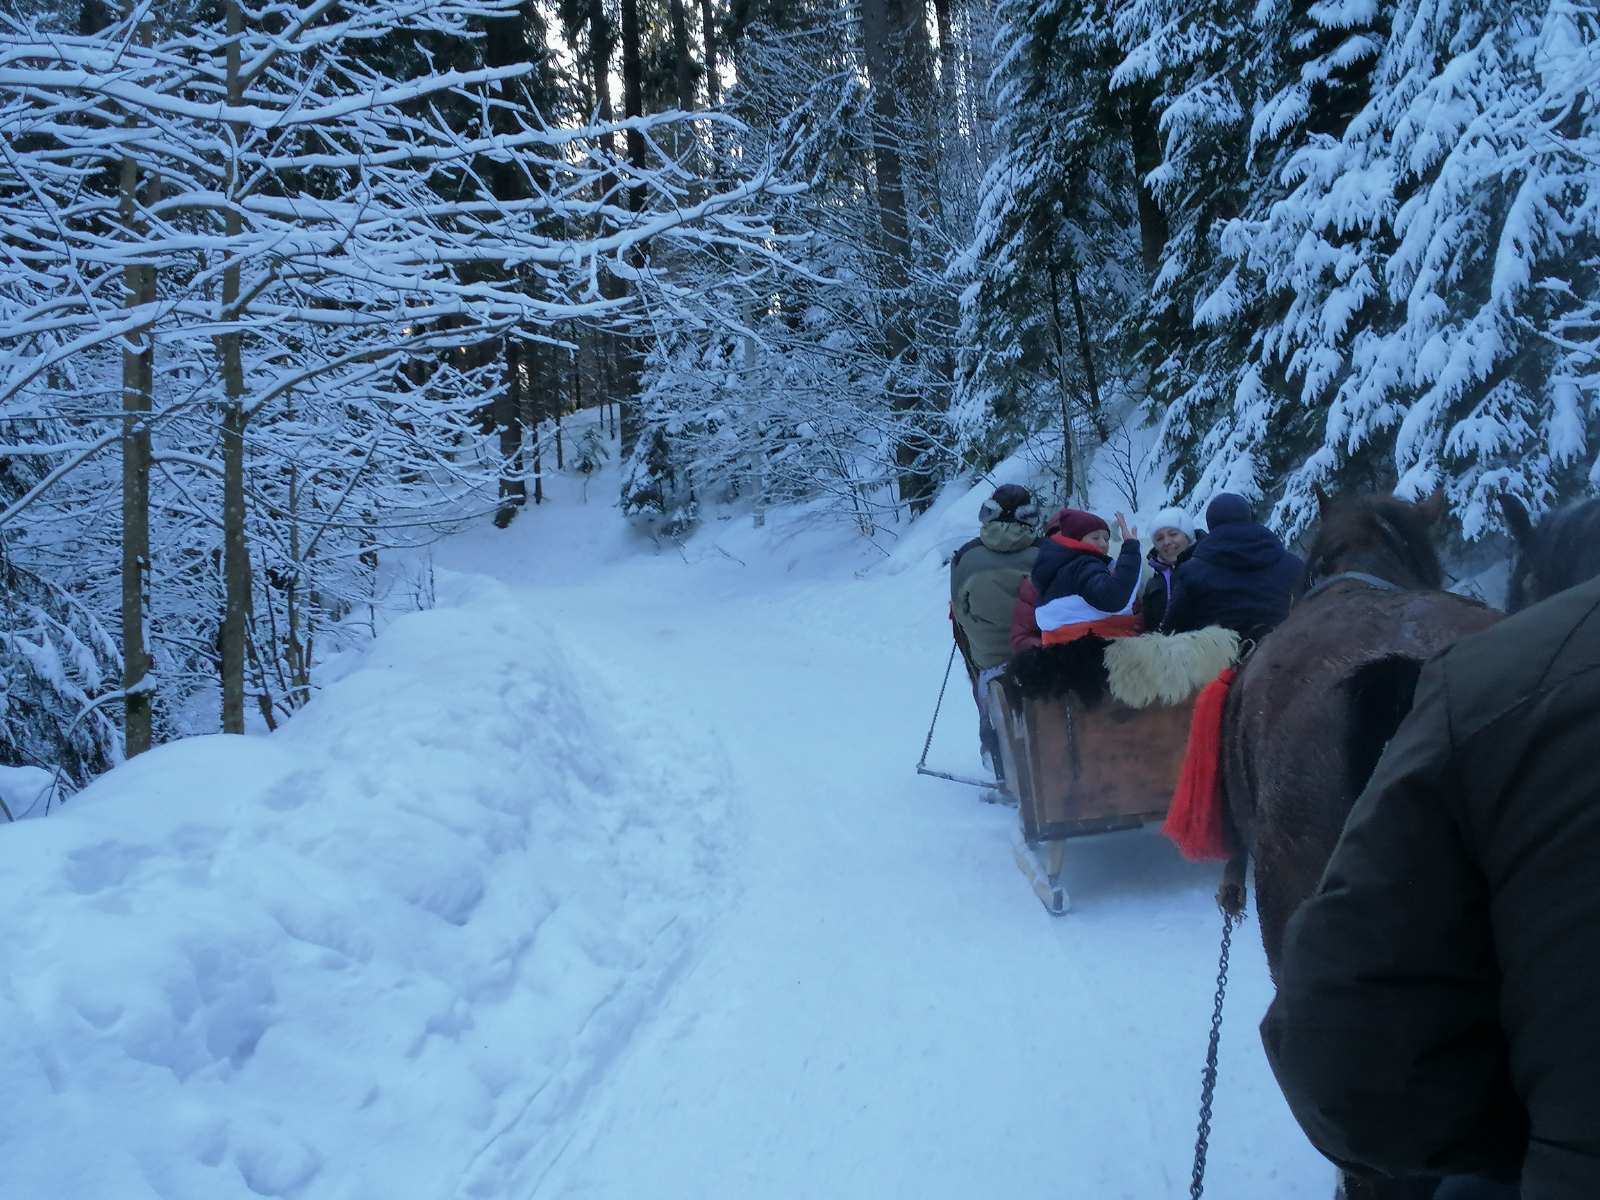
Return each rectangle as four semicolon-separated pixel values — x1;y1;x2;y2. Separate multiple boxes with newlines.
219;0;249;735
668;0;696;113
494;339;526;527
119;15;156;757
81;0;111;34
1126;83;1168;279
858;0;934;511
617;0;648;458
484;4;529;204
1065;261;1108;441
744;315;765;528
285;407;309;707
1045;259;1078;501
484;4;533;528
667;0;697;172
700;0;719;105
931;0;955;109
587;0;623;428
562;351;579;470
529;346;544;505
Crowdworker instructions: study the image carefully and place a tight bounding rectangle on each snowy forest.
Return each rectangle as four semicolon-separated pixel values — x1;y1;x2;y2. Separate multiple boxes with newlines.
3;0;1598;799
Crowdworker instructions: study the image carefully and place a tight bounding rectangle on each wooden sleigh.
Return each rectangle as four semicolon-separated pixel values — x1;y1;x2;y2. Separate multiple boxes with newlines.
984;671;1197;914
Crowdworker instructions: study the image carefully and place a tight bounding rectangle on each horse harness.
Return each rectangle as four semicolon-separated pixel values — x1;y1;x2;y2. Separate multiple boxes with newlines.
1298;569;1406;605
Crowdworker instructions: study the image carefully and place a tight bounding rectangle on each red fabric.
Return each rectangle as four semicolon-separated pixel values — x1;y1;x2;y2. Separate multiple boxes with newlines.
1163;668;1239;862
1039;613;1142;645
1010;577;1042;656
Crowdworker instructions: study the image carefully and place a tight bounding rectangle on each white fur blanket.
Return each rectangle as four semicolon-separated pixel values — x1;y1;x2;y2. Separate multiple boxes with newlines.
1104;628;1240;709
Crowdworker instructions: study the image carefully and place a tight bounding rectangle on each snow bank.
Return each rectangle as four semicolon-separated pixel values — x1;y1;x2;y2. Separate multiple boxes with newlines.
0;573;730;1200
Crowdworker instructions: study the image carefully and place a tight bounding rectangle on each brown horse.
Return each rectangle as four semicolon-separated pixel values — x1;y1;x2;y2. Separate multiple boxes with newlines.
1222;490;1502;1200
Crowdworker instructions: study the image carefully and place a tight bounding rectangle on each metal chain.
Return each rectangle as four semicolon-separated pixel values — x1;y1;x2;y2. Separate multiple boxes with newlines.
918;641;961;770
1191;906;1236;1199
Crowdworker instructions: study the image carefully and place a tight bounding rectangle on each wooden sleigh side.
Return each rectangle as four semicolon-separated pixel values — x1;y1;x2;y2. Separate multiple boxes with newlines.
986;676;1194;913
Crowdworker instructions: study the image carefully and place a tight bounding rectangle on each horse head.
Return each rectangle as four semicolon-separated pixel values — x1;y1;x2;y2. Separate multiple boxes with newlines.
1302;486;1446;594
1501;493;1600;612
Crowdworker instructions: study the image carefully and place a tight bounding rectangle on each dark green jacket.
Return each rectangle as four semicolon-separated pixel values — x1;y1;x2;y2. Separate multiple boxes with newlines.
1262;573;1600;1197
950;521;1039;670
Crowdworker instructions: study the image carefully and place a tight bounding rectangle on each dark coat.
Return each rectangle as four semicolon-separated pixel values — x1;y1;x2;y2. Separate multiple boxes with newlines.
1261;573;1600;1196
1031;536;1143;613
1164;522;1301;638
1141;537;1201;632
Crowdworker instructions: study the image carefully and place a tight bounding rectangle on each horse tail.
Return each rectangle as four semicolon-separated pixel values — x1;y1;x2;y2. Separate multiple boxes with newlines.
1343;655;1424;800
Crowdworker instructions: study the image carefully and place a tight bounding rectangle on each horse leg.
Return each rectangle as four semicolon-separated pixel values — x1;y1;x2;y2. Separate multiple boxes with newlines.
1246;830;1305;978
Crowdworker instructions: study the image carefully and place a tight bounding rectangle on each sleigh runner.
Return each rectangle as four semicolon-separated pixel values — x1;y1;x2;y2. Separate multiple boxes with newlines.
985;628;1238;913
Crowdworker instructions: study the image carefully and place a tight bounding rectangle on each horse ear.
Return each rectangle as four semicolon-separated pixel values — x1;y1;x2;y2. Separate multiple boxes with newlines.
1499;492;1535;547
1312;483;1332;517
1416;488;1447;526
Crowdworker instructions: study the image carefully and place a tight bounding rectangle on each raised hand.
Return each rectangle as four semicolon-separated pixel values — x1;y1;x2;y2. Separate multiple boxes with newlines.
1115;512;1137;542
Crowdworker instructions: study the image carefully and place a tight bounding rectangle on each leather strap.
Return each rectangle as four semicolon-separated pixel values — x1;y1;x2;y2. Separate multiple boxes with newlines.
1300;570;1405;605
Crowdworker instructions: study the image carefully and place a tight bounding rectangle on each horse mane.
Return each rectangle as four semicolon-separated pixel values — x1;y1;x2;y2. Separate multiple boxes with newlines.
1301;493;1444;593
1507;496;1600;611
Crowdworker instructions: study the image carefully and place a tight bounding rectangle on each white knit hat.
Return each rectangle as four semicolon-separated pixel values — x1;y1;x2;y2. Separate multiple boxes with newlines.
1148;507;1196;537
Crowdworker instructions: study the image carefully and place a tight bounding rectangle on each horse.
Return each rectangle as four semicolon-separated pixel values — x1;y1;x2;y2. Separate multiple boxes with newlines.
1220;489;1503;1200
1499;494;1600;611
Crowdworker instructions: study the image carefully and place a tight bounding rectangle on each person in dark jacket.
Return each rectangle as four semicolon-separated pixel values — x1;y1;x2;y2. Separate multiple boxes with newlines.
1141;507;1202;632
1030;508;1142;644
1261;572;1600;1198
1164;493;1302;639
1009;512;1064;656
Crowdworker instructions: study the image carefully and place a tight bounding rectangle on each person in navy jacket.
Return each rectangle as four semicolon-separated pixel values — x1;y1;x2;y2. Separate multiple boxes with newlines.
1164;493;1302;641
1029;508;1143;644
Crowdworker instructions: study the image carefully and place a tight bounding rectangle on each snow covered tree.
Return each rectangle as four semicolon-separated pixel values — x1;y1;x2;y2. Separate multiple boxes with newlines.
621;0;987;535
954;0;1146;499
1181;0;1600;536
1130;0;1386;517
1368;0;1600;535
0;0;788;776
1110;0;1258;503
0;421;121;794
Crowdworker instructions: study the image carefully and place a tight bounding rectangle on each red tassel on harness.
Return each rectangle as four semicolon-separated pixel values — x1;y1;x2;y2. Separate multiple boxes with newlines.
1163;668;1238;862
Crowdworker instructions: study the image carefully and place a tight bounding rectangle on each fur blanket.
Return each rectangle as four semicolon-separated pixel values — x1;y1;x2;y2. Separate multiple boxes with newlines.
1004;628;1241;710
1104;627;1241;709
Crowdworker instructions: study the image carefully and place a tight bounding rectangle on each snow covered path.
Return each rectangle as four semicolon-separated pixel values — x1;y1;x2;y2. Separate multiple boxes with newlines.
0;450;1329;1200
431;471;1330;1199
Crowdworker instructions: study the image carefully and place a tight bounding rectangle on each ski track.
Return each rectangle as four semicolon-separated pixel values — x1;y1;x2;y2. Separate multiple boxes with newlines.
429;471;1332;1200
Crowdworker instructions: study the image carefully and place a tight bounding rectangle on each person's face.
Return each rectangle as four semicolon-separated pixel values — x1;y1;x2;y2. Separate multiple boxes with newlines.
1082;528;1111;553
1153;526;1191;565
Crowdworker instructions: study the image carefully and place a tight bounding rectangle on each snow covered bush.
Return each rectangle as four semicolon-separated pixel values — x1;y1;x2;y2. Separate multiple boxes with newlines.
0;551;120;798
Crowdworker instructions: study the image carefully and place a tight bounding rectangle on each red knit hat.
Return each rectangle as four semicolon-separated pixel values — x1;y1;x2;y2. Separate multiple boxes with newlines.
1052;508;1110;542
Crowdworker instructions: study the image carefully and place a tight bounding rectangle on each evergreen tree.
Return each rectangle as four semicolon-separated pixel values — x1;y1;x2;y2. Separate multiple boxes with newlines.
1212;0;1599;535
1113;0;1258;503
954;0;1143;498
